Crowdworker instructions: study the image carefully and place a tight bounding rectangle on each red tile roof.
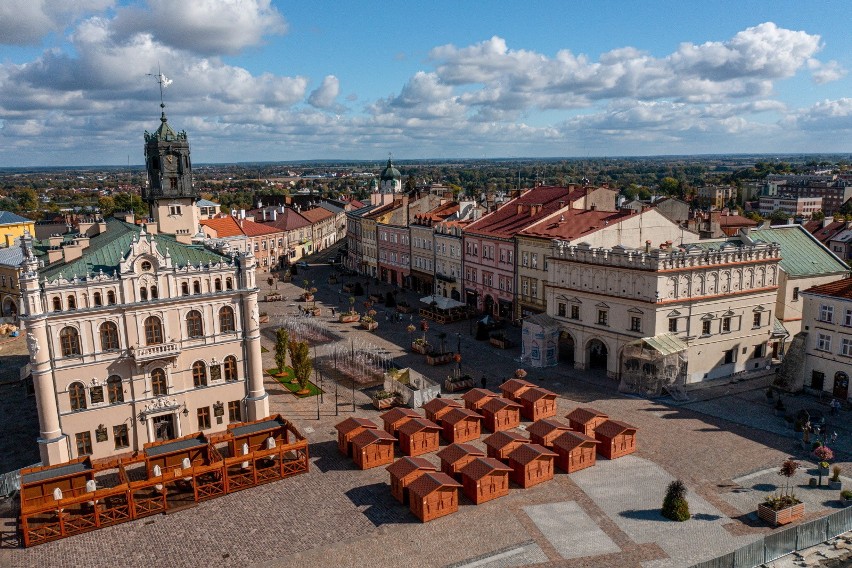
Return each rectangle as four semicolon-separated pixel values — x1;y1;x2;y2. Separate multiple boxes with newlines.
200;215;282;238
519;208;637;240
499;379;534;395
552;431;599;451
407;472;462;497
334;417;378;435
459;457;513;481
519;387;557;403
386;456;436;478
483;397;523;413
482;430;529;451
526;419;571;438
299;207;335;223
462;389;497;404
508;443;558;465
441;408;484;425
566;407;608;424
398;418;442;436
465;186;575;238
718;214;758;227
380;408;421;425
595;420;637;438
239;218;282;236
805;277;852;299
351;429;397;447
422;398;462;414
436;443;485;465
806;220;848;244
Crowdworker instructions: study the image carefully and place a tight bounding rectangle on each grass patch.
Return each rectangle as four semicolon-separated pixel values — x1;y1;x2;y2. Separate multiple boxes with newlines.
267;367;323;398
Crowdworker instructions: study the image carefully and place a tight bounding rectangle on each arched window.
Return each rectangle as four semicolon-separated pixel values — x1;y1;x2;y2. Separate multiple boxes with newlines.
144;316;163;345
100;321;120;351
107;375;123;403
224;355;237;381
94;292;102;306
52;297;62;312
150;285;158;299
192;361;207;387
219;306;235;332
226;278;233;290
60;327;81;357
193;280;201;294
186;310;204;338
67;295;76;310
151;368;167;396
107;290;116;305
181;282;189;296
69;382;86;410
214;278;222;292
140;287;148;301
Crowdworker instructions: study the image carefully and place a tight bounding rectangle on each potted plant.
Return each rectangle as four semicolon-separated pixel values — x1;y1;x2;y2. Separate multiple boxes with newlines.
411;337;431;355
841;489;852;507
661;479;691;521
372;390;397;410
292;341;313;396
757;459;804;526
829;465;843;490
274;328;289;377
302;280;314;302
340;297;361;322
814;445;834;485
362;310;378;331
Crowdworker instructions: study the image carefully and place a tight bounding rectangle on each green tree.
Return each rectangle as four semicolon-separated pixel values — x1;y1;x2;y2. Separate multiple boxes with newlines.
405;175;416;193
113;192;148;218
811;210;825;221
14;188;38;212
769;209;792;223
658;177;680;196
661;479;691;521
292;341;313;395
275;328;289;374
98;196;116;218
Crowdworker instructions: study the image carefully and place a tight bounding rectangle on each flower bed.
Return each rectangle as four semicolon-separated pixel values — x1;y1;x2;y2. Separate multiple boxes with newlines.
444;375;475;392
339;313;361;323
411;341;431;355
426;353;453;366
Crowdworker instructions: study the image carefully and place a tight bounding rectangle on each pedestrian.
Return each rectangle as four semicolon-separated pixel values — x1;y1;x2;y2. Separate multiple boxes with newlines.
831;431;838;444
331;307;336;317
803;421;811;445
481;376;487;390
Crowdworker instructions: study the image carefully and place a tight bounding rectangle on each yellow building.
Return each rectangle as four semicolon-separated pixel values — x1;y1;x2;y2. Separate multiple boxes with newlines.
0;212;35;247
0;245;22;318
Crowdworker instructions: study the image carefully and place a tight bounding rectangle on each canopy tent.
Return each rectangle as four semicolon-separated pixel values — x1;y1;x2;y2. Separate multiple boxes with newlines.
521;314;560;368
618;333;687;396
420;295;466;311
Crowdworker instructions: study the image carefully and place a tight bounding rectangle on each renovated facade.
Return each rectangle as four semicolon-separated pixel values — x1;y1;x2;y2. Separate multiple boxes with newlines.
200;215;285;271
801;278;852;401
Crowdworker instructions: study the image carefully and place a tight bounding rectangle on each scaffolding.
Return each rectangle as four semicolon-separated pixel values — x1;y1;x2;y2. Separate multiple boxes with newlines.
619;334;687;397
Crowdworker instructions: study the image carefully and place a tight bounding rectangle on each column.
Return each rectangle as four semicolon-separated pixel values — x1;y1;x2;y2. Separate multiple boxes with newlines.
29;319;70;465
243;289;269;420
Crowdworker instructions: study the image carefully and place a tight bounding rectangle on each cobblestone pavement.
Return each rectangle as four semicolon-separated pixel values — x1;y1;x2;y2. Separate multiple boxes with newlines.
2;262;851;567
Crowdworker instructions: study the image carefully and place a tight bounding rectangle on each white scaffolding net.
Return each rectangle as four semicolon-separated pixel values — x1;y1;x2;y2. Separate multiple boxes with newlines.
619;333;687;397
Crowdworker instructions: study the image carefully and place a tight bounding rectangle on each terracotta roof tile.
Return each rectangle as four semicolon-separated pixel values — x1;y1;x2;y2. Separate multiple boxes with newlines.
566;407;608;424
398;418;442;436
519;387;557;403
519;208;636;240
805;277;852;299
351;429;396;447
526;419;571;438
422;398;462;414
499;379;534;395
299;207;335;223
508;443;558;465
483;397;523;413
461;389;497;404
334;417;378;435
380;408;421;425
436;443;485;465
200;215;282;237
386;456;436;478
239;218;282;236
552;431;599;451
465;186;576;238
408;472;462;498
482;431;529;450
441;408;483;425
459;457;513;481
595;420;637;439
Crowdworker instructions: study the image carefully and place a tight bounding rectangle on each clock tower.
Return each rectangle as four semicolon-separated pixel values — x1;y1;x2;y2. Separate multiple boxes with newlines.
143;102;198;242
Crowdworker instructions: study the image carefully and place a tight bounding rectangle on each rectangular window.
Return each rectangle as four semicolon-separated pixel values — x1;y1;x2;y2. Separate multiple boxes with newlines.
113;424;129;449
531;280;538;298
597;310;608;326
668;318;678;333
722;317;731;332
571;305;579;320
544;257;548;271
843;338;852;356
820;305;834;323
630;317;641;332
723;349;735;364
845;309;852;327
754;344;765;358
817;333;832;351
702;320;711;335
522;252;529;267
531;254;537;269
228;400;242;423
522;280;529;296
792;287;800;301
75;431;92;456
811;370;825;390
753;312;761;328
197;407;211;430
558;303;566;317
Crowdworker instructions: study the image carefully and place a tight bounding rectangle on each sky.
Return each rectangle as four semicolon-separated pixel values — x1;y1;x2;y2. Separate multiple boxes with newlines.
0;0;850;167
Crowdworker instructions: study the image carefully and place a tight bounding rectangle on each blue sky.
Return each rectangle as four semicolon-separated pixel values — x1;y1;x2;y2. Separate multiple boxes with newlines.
0;0;850;166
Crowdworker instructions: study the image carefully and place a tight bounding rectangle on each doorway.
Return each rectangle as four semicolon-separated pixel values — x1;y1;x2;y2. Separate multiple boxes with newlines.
559;331;575;364
153;414;175;442
588;339;608;371
834;372;849;400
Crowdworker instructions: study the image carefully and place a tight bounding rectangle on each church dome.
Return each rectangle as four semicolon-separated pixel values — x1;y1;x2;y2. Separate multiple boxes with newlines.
380;158;401;181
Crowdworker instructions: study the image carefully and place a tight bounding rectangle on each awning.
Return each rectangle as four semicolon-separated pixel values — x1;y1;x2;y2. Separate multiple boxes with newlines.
635;333;688;356
420;295;466;310
771;317;789;339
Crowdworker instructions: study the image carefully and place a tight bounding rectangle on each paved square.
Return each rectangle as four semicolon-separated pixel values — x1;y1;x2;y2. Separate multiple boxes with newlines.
523;501;620;560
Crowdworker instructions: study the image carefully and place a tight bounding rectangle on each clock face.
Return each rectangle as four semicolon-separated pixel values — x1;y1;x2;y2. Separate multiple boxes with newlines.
163;154;177;171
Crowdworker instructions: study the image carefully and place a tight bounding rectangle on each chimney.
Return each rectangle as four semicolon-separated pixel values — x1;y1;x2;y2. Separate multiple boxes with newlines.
823;216;834;228
645;240;651;253
231;209;237;217
517;204;524;215
48;235;63;248
63;243;83;263
262;209;267;221
47;248;63;264
120;212;135;224
240;209;246;219
144;221;158;235
272;210;278;221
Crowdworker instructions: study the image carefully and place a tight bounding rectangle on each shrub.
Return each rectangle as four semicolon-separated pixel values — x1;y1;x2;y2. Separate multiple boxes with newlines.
814;445;834;463
832;465;842;482
661;480;691;521
841;490;852;500
763;493;802;511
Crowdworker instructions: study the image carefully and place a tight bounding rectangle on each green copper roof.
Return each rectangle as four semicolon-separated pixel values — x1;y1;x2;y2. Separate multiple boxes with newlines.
40;218;228;281
144;108;187;143
748;225;848;277
380;158;401;180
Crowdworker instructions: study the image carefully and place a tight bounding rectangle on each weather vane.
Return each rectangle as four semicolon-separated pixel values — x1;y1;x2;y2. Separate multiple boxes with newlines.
146;63;172;108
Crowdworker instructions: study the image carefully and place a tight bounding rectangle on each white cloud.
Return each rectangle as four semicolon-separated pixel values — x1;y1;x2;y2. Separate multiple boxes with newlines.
307;76;340;109
0;0;113;45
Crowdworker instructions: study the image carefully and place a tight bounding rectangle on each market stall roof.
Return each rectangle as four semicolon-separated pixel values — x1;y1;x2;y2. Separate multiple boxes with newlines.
420;295;466;310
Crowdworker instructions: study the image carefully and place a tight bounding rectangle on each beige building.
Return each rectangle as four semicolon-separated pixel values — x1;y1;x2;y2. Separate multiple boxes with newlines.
0;245;23;318
697;185;737;209
546;238;785;389
801;278;852;401
434;221;467;301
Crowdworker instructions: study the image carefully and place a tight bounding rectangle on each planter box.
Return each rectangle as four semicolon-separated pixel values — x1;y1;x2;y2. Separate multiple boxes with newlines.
411;342;431;355
757;502;804;526
828;480;842;490
489;337;512;349
310;308;322;316
426;353;453;366
841;498;852;508
397;305;413;314
445;377;475;392
362;321;379;331
339;313;361;323
373;397;399;410
265;293;283;302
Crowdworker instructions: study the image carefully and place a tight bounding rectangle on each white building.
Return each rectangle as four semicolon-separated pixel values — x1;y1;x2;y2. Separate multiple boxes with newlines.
801;278;852;402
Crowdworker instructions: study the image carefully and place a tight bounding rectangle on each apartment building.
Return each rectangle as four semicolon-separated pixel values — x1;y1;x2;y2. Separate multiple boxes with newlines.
801;278;852;402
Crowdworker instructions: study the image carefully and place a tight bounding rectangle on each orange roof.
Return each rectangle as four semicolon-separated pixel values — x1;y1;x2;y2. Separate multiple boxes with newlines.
299;207;334;223
380;408;421;425
465;186;575;238
552;431;599;451
200;215;282;238
518;208;635;240
436;443;485;465
334;417;378;435
566;407;608;424
351;429;396;447
519;387;557;403
499;378;534;395
462;389;497;404
508;443;557;465
240;218;283;236
595;420;637;438
422;398;461;414
482;430;529;450
442;408;483;425
718;214;758;227
459;457;513;481
386;456;436;478
408;472;462;497
482;397;523;413
526;418;571;438
806;277;852;299
398;418;441;436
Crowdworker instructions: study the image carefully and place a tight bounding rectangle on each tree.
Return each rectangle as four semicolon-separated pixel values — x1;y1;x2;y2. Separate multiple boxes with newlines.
811;210;825;221
14;188;38;212
661;479;691;521
658;177;680;196
113;191;149;218
98;196;116;218
769;209;792;223
292;341;313;395
275;328;289;374
405;175;417;193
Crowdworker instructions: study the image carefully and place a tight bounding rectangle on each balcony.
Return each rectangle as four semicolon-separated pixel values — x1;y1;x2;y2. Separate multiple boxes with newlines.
133;342;181;363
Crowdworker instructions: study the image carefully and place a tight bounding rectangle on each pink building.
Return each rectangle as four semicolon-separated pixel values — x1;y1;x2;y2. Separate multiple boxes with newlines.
378;224;411;287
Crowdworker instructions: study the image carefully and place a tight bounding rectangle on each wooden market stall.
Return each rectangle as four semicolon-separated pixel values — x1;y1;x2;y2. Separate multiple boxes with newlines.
526;418;572;448
519;387;558;421
398;418;442;457
507;443;558;488
499;378;535;402
386;457;437;504
481;397;522;432
334;417;378;456
224;415;310;492
436;443;486;480
462;388;498;412
407;472;463;522
441;408;483;444
552;431;599;473
350;429;398;469
594;420;638;459
423;398;462;425
380;407;422;436
483;431;529;461
459;457;513;504
566;407;609;437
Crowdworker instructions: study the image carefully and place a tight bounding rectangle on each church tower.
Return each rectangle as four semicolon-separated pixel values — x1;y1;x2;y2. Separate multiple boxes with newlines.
143;102;199;242
379;157;402;194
